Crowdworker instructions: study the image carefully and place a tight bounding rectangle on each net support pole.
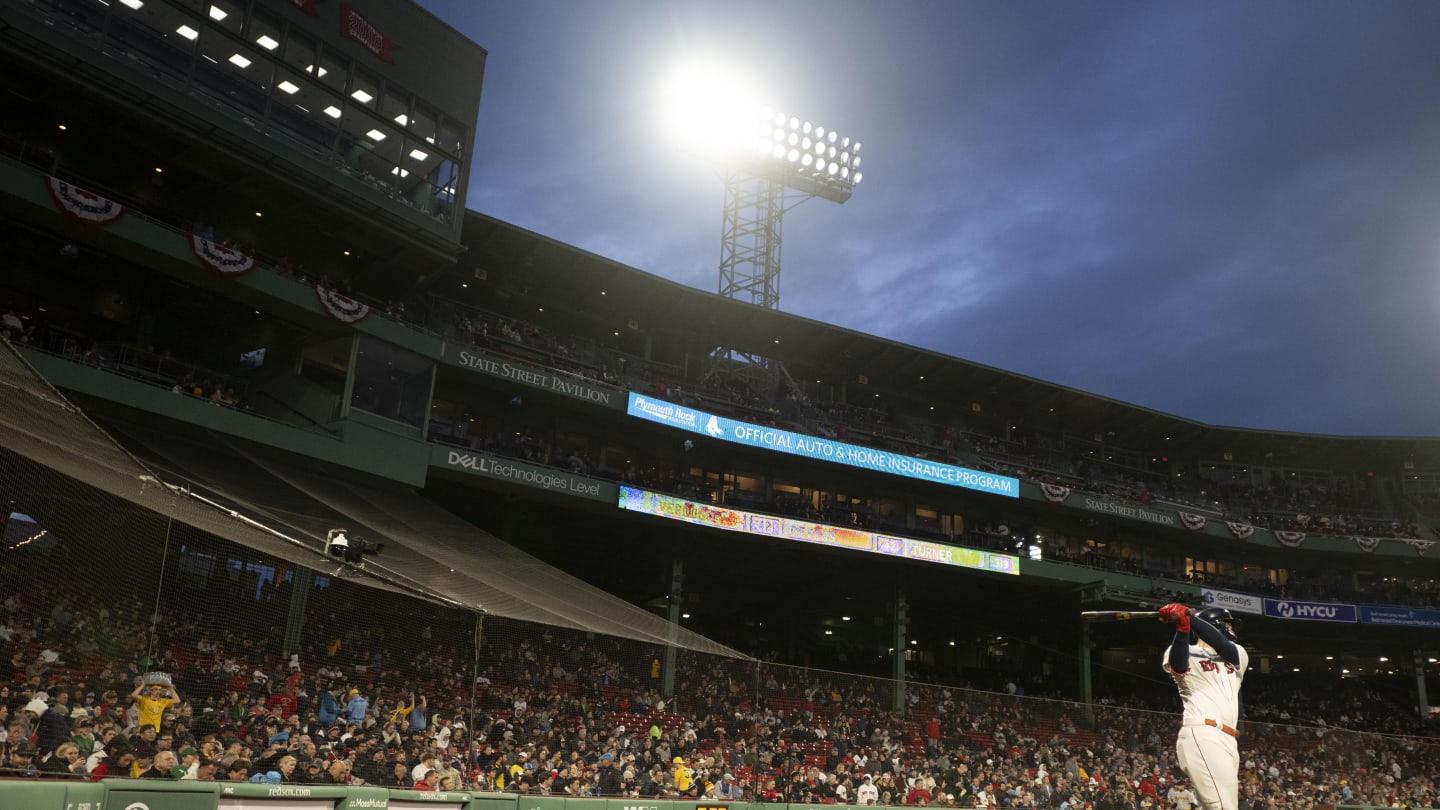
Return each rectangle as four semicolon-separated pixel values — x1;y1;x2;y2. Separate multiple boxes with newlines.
663;558;683;699
1416;650;1430;722
1080;623;1095;725
891;589;907;713
282;568;314;656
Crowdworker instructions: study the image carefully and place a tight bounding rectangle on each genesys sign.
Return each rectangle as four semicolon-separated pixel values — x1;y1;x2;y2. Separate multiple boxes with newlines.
1201;588;1264;616
1262;598;1356;623
433;447;615;503
626;393;1018;498
450;349;620;408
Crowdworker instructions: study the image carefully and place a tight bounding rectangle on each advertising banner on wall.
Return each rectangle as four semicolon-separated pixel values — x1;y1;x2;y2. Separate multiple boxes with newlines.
1262;598;1356;623
626;393;1018;498
1201;588;1264;616
618;486;1019;575
1357;605;1440;629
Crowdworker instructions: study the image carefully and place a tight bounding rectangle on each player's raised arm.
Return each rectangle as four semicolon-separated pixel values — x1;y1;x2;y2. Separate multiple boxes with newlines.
1158;603;1192;673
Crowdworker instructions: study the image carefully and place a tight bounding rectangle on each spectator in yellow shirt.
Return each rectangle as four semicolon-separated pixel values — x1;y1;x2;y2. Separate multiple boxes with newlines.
673;756;697;797
129;680;179;733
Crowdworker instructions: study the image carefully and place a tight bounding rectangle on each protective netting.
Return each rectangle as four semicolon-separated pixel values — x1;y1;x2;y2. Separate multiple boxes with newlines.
2;336;1438;801
0;338;747;656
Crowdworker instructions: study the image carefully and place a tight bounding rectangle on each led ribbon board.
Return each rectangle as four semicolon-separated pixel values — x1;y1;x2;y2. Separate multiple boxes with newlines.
619;486;1019;575
627;393;1019;498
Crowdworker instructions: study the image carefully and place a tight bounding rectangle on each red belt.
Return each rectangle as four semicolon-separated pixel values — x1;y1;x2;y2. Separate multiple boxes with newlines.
1204;719;1240;738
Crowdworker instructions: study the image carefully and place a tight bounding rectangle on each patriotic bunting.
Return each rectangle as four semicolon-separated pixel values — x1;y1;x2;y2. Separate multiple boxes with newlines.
315;284;370;324
1039;482;1071;504
190;234;255;278
1179;512;1207;532
1226;521;1255;541
1274;530;1306;548
1401;539;1435;557
46;176;124;226
1353;535;1382;553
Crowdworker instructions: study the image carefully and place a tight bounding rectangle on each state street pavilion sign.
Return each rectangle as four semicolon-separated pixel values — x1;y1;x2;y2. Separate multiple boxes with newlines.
446;348;622;409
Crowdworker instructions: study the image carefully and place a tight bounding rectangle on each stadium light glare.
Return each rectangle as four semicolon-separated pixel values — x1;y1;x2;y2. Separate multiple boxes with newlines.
663;62;866;204
176;25;198;40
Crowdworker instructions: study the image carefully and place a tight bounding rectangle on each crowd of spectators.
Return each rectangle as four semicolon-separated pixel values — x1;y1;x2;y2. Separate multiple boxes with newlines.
1;567;1437;808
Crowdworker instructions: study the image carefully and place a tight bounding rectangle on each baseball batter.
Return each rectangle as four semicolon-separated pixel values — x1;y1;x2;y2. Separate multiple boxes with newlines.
1158;604;1247;810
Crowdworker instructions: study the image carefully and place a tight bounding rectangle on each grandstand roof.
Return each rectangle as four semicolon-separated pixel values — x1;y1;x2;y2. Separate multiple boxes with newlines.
449;212;1439;469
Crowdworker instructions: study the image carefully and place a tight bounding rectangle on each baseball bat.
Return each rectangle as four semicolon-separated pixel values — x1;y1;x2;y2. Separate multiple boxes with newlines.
1081;610;1161;623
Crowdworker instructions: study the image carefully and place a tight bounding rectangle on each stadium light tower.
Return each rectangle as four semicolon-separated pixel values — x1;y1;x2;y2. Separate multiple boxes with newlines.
664;65;864;381
716;107;864;311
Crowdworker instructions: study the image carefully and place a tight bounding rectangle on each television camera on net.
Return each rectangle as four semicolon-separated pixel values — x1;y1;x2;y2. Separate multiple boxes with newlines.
325;529;383;564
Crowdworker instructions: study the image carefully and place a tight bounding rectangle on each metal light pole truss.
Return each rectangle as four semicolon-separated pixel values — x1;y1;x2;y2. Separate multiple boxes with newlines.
708;169;820;391
704;108;864;395
718;168;788;310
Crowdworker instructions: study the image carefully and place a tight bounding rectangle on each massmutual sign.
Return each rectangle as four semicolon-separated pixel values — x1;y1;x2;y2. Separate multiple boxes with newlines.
448;348;621;409
431;446;616;503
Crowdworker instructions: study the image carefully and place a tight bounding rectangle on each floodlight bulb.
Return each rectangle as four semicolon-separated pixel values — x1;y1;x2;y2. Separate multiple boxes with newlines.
789;116;799;130
802;121;812;134
661;63;765;157
801;137;812;150
828;162;839;176
828;146;838;159
841;151;850;165
840;166;849;179
853;141;862;153
842;136;850;148
774;112;786;126
828;131;838;144
757;139;771;155
815;126;826;140
787;148;800;162
853;156;861;170
772;143;786;159
853;171;863;184
759;123;772;138
788;132;799;146
801;153;813;167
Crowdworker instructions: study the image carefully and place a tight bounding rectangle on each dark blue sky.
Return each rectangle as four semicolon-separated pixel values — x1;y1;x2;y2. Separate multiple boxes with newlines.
419;0;1440;437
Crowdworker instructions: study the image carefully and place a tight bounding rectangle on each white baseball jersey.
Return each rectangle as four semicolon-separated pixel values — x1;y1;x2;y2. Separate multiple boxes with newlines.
1162;642;1248;727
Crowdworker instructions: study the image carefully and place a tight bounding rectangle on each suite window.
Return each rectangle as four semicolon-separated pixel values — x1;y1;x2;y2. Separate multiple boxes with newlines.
206;0;242;35
350;67;381;109
247;8;283;56
350;336;433;428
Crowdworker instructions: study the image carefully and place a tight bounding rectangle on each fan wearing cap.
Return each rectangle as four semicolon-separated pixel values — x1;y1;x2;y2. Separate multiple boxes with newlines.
717;771;742;800
71;716;98;759
7;740;41;777
672;756;698;798
344;689;369;726
596;752;622;795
